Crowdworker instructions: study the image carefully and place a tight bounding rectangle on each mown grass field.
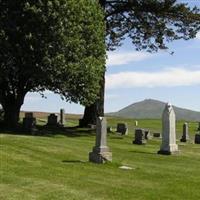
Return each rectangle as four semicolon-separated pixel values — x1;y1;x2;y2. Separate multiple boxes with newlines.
1;116;200;200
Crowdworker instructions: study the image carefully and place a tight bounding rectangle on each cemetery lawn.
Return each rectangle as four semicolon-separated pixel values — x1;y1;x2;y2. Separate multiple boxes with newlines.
1;118;200;200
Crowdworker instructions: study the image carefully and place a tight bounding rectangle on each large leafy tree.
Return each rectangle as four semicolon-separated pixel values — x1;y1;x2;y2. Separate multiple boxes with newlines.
0;0;105;127
80;0;200;127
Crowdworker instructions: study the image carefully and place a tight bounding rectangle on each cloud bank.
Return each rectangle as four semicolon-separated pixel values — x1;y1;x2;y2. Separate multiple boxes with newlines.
106;68;200;89
106;51;152;66
196;32;200;39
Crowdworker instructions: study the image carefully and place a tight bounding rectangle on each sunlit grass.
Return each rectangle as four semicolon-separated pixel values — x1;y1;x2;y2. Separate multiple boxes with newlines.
0;117;200;200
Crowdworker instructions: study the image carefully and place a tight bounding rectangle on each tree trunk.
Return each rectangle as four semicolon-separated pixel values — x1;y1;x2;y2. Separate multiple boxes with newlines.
3;104;21;127
80;0;106;127
1;94;25;128
79;72;105;127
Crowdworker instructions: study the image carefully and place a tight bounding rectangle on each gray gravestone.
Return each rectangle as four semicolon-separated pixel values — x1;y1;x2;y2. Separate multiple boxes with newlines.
153;133;161;138
60;109;65;126
180;122;189;142
23;112;36;133
47;114;59;126
158;103;178;155
117;123;128;135
107;126;113;133
25;112;34;118
195;134;200;144
145;130;151;140
133;129;146;145
89;117;112;163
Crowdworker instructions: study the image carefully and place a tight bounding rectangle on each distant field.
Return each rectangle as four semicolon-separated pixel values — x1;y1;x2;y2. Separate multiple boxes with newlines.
1;117;200;200
20;112;199;137
20;111;82;121
20;112;82;127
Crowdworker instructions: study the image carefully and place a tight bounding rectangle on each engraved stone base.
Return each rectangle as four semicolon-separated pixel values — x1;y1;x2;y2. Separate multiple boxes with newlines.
158;144;178;155
132;140;146;145
180;138;187;142
89;151;112;164
157;150;179;155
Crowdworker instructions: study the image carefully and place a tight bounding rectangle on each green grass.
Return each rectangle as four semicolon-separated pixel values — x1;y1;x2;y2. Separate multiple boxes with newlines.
1;118;200;200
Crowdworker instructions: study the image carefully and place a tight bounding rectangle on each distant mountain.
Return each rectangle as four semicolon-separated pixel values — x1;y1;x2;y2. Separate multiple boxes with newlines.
108;99;200;121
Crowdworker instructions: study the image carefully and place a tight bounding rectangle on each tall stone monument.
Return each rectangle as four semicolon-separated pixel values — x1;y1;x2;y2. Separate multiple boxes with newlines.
180;122;189;142
89;117;112;163
60;109;65;126
158;103;178;155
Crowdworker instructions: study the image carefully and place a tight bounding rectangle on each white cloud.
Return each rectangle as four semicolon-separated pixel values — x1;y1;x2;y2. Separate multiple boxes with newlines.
24;95;42;103
105;94;119;100
106;68;200;89
106;51;152;66
196;32;200;40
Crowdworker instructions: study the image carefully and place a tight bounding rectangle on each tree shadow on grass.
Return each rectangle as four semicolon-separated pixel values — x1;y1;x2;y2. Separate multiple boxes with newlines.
0;123;95;138
109;136;124;140
129;150;156;155
62;160;87;164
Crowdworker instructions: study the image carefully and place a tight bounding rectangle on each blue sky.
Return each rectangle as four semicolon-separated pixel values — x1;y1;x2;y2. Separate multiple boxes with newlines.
21;2;200;114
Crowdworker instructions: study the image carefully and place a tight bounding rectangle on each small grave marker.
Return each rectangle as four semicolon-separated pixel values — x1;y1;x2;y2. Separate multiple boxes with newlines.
133;129;146;145
23;112;36;133
116;123;128;135
47;114;59;126
180;122;189;142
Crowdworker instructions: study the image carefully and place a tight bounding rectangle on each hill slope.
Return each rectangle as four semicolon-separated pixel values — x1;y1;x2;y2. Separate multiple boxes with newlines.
109;99;200;121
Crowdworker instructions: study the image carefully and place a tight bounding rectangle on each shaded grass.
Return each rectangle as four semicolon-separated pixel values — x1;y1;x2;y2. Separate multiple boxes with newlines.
1;118;200;200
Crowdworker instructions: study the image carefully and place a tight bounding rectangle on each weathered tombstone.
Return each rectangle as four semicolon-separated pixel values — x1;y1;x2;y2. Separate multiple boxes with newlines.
59;109;65;126
180;122;189;142
116;123;128;135
89;117;112;163
107;126;113;133
144;130;151;140
25;112;34;118
158;103;178;155
133;129;146;145
79;118;84;127
153;133;161;138
88;124;96;129
194;134;200;144
23;112;36;133
135;120;138;127
47;114;59;126
197;122;200;131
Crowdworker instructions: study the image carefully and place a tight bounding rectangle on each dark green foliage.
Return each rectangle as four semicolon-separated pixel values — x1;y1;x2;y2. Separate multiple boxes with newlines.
82;0;200;126
104;0;200;51
0;104;3;121
0;0;105;126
